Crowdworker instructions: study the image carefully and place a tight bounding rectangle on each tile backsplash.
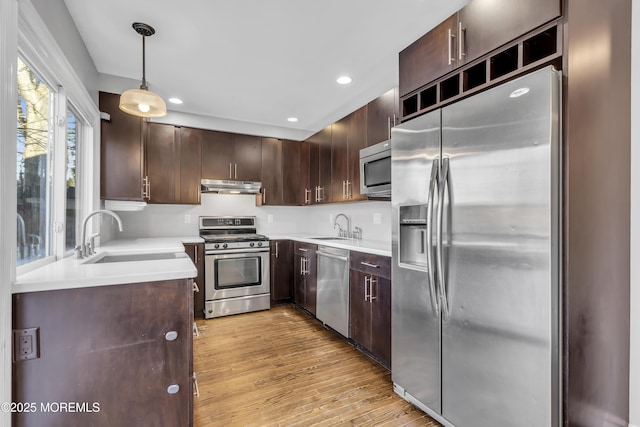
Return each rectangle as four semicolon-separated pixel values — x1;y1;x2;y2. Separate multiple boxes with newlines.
112;194;391;244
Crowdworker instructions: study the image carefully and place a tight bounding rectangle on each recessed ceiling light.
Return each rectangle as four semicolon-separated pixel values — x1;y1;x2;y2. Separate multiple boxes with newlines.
287;117;298;123
509;88;529;98
168;97;183;104
336;76;352;85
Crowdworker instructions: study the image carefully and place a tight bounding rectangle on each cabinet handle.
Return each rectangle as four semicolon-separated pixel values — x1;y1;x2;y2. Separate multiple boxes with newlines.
458;22;466;60
360;261;379;269
369;277;378;302
275;241;279;258
298;248;309;252
229;163;233;179
448;27;455;65
304;188;310;204
364;276;370;302
142;176;148;199
388;116;391;140
319;186;324;202
342;180;346;199
193;372;200;397
195;245;198;262
193;282;200;292
346;180;352;199
147;178;151;200
234;163;238;179
263;188;266;204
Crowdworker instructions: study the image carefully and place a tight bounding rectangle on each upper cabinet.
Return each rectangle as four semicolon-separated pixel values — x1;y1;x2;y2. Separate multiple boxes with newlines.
366;88;399;147
145;123;201;205
201;131;262;182
399;0;561;97
332;106;367;203
282;140;304;206
307;125;332;204
99;92;144;201
259;137;283;206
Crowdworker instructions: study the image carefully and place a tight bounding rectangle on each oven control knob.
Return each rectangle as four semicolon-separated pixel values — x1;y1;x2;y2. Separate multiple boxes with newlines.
257;242;263;247
250;242;255;247
214;243;220;249
222;243;228;249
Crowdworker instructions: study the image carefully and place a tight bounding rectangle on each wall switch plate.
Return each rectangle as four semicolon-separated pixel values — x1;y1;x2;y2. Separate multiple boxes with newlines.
13;327;40;362
267;214;273;223
184;214;192;224
373;213;382;225
329;214;334;224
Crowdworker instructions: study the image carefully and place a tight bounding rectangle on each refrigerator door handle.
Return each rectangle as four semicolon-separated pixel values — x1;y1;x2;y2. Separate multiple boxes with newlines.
426;158;440;316
437;157;451;321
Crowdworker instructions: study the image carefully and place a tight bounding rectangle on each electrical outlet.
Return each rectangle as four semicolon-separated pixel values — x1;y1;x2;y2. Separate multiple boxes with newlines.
267;214;273;223
329;214;334;224
184;214;192;224
373;213;382;225
13;327;39;362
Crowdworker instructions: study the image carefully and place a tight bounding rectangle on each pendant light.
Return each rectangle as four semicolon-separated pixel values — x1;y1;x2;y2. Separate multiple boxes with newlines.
119;22;167;118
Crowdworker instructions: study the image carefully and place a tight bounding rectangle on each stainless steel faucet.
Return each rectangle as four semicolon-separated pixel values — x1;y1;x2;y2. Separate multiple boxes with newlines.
334;213;351;238
77;210;123;259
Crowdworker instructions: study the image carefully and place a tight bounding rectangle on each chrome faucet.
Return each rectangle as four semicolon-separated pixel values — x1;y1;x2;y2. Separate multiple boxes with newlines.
77;210;123;259
334;213;351;238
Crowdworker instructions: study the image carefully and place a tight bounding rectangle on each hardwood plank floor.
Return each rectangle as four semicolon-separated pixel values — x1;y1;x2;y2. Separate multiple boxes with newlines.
193;305;440;426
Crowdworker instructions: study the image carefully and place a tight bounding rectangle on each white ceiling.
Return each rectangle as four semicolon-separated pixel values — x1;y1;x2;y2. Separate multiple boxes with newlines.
63;0;468;140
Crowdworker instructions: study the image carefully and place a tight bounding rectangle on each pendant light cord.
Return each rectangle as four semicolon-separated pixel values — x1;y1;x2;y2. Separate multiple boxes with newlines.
140;34;148;90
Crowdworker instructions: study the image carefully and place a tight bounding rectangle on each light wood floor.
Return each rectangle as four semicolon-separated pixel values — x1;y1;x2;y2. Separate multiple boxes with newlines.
193;305;440;426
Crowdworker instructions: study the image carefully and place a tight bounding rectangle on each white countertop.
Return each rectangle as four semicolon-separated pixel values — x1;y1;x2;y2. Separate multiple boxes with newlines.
267;234;391;257
13;237;198;294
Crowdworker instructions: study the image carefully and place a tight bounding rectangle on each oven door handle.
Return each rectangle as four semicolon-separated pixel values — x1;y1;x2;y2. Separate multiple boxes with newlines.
205;248;270;255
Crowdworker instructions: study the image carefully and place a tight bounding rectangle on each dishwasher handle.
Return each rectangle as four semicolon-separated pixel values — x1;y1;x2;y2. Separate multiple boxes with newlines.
316;251;349;262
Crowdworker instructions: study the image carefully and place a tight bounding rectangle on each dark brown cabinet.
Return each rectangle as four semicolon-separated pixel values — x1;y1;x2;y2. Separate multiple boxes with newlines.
270;240;293;303
12;279;194;426
306;125;332;204
201;131;262;182
293;242;317;315
399;0;561;97
99;92;144;201
331;107;368;202
282;140;303;205
367;88;399;147
259;138;283;206
145;123;201;205
184;243;205;318
349;251;392;368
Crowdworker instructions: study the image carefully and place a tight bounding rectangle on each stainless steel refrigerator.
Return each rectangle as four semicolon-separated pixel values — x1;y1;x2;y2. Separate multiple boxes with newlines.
391;66;561;427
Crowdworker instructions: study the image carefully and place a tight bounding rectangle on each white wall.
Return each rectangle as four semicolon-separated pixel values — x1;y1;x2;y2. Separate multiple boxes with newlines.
630;2;639;426
115;195;392;245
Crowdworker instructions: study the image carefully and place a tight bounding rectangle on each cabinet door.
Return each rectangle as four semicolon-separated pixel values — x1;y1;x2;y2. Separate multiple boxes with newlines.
330;116;349;202
293;253;305;307
146;122;179;204
270;240;292;302
367;88;397;147
318;126;332;204
349;269;371;349
305;247;317;316
399;14;459;97
299;141;311;205
201;130;234;180
99;92;144;201
179;127;202;204
185;243;205;318
233;134;262;181
370;275;391;368
308;136;320;204
458;0;561;65
260;138;283;205
347;106;368;201
282;140;302;205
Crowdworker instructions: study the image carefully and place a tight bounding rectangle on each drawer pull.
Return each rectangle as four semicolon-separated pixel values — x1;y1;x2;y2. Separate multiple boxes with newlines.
165;331;178;341
193;282;200;293
360;261;379;268
193;372;200;397
167;384;180;395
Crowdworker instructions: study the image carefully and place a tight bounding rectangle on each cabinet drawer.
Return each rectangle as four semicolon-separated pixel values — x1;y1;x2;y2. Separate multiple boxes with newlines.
294;241;317;254
350;251;391;279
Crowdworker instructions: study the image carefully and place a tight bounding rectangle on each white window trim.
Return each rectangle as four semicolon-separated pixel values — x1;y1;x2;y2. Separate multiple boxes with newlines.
0;0;17;425
15;0;99;276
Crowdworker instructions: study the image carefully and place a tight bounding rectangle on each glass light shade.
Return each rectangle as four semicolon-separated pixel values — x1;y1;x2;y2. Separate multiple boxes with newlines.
119;88;167;118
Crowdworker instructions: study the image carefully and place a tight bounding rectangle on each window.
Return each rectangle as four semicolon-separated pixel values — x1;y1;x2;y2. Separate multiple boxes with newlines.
16;57;54;266
65;108;79;252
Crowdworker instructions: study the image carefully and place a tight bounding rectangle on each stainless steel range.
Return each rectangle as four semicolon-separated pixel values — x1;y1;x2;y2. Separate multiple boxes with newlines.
200;216;270;319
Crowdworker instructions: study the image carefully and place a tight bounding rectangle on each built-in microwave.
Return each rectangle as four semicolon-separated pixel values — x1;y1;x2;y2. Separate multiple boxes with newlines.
359;140;391;198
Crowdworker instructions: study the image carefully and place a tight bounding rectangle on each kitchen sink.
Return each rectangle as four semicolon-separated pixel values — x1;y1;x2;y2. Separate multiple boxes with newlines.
85;252;185;264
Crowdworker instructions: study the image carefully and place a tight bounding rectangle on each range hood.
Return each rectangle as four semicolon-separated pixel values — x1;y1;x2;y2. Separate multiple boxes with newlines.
200;179;262;194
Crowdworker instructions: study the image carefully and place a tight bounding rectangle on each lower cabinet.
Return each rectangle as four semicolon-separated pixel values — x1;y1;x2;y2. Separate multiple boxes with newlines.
293;241;317;315
349;251;392;368
12;279;194;427
270;240;293;304
184;243;205;318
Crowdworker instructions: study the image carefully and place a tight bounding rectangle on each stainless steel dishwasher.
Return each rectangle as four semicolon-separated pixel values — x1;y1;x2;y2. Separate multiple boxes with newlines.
316;245;350;337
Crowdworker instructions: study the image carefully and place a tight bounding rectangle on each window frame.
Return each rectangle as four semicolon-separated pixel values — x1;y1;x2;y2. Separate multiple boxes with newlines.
15;0;99;275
